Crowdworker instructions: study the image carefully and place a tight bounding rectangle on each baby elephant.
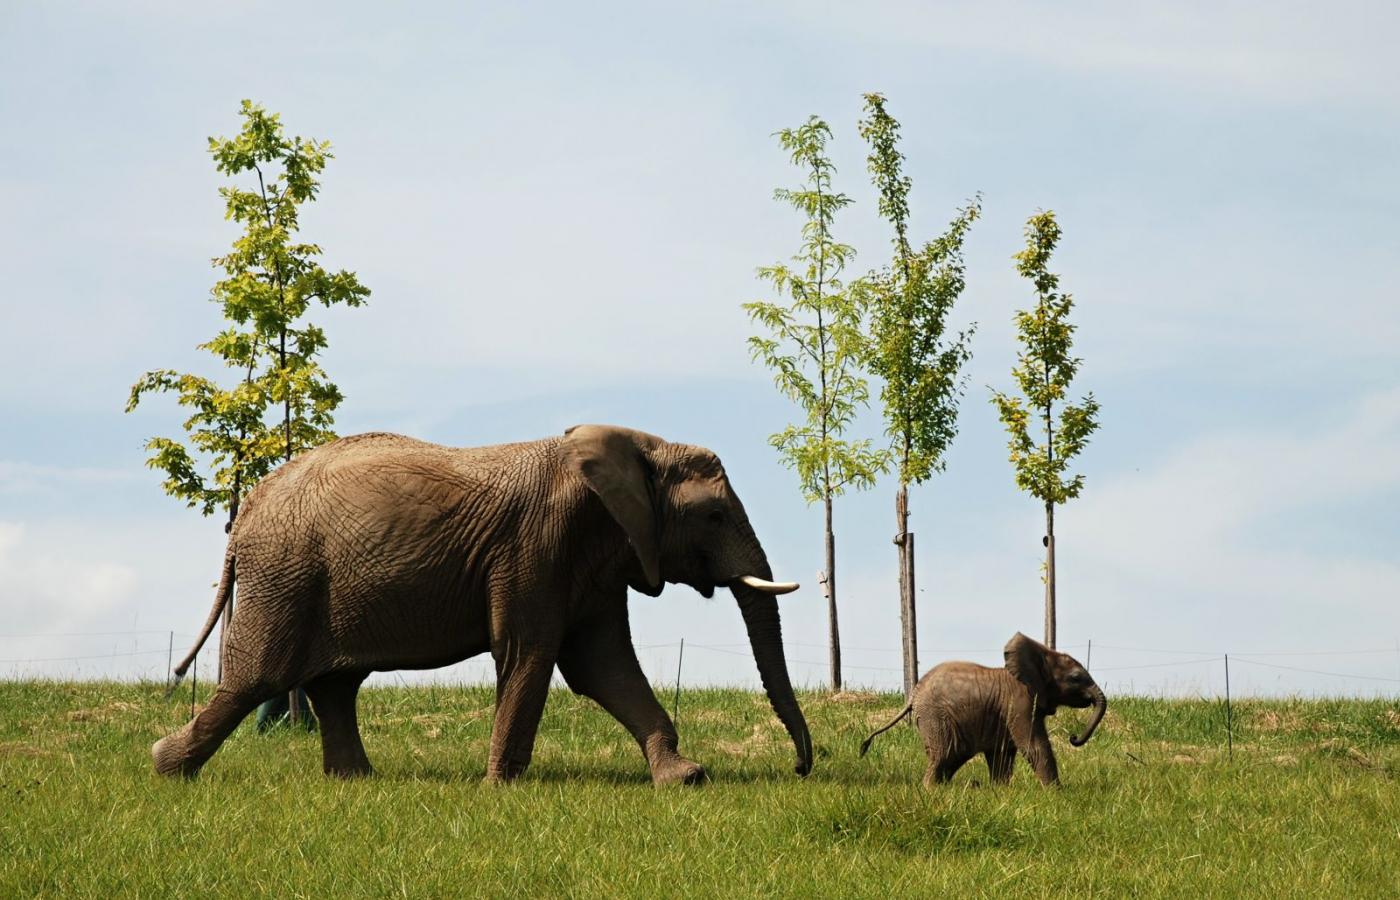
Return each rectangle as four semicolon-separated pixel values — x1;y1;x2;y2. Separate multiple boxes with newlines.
861;632;1106;787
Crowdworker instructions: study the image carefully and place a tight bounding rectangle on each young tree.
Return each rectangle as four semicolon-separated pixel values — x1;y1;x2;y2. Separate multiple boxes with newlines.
991;211;1100;648
859;93;980;700
745;116;886;691
127;101;370;711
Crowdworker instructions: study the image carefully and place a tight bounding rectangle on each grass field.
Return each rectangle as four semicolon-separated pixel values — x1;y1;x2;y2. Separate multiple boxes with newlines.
2;680;1398;898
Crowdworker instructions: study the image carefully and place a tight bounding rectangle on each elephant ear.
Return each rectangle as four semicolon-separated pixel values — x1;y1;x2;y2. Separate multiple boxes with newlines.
1004;632;1051;700
560;424;663;590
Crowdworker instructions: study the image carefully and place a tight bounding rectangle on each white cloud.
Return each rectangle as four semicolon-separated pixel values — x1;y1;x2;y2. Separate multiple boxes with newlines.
0;521;138;629
1050;387;1400;688
1077;385;1400;562
0;515;224;679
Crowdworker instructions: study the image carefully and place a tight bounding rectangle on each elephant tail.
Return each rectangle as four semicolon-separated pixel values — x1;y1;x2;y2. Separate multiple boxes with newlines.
859;704;913;757
163;541;236;699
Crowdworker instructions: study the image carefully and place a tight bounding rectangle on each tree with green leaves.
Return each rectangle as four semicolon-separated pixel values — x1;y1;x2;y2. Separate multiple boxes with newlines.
991;210;1100;649
127;101;370;707
859;93;980;699
745;116;886;691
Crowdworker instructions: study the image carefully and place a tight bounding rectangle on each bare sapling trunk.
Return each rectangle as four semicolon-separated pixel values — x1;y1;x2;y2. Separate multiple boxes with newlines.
1044;499;1056;649
218;506;235;683
895;485;918;701
1043;391;1056;651
825;496;841;691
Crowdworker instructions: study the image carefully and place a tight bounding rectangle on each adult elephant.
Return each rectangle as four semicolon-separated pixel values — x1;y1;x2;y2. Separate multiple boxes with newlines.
154;425;812;785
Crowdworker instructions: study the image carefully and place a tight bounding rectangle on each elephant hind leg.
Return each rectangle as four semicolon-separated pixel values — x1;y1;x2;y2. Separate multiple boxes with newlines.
304;671;372;778
486;640;559;783
921;721;972;785
924;751;972;786
152;683;268;778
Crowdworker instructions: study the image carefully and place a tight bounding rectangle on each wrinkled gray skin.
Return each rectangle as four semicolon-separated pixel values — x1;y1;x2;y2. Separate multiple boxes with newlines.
860;632;1106;787
154;425;812;785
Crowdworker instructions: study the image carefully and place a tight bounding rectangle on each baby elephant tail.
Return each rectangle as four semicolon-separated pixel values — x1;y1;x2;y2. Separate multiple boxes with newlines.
859;704;913;757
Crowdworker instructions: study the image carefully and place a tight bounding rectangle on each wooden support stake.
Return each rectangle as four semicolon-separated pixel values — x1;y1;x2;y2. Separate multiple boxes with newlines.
1224;654;1233;762
672;639;685;725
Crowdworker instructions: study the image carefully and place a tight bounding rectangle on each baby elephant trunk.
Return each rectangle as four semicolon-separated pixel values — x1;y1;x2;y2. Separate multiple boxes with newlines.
1069;685;1107;747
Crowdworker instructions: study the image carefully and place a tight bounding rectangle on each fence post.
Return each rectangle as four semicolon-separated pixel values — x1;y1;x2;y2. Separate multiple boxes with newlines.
672;639;685;725
1224;653;1233;762
166;631;174;687
1086;639;1092;671
190;655;198;721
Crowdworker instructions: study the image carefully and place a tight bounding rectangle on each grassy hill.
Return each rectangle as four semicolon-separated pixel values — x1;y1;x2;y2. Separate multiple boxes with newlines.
2;680;1398;897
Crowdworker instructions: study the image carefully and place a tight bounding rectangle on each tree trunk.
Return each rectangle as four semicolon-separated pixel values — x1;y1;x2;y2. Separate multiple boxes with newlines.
825;496;842;691
1044;499;1056;649
895;486;917;701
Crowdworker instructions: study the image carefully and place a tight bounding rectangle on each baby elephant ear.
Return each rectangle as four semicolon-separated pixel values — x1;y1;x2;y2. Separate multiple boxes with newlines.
1004;632;1051;697
561;424;663;591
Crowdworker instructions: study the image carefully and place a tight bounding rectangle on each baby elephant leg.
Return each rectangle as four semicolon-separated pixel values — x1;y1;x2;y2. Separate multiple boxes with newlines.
920;719;973;785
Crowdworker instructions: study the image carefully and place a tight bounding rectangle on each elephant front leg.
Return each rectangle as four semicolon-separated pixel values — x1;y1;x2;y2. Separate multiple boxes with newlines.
1018;720;1061;788
557;617;705;786
985;743;1017;784
486;640;558;783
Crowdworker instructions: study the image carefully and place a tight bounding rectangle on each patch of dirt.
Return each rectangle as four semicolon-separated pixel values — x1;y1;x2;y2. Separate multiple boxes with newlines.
685;709;739;725
1309;738;1378;769
817;691;883;706
715;723;777;757
66;701;140;723
862;708;912;729
376;708;491;728
0;743;49;757
1099;709;1133;734
1251;710;1305;733
1271;754;1299;766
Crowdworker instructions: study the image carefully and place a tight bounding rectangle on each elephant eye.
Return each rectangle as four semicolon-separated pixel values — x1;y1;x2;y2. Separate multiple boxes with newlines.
707;509;725;525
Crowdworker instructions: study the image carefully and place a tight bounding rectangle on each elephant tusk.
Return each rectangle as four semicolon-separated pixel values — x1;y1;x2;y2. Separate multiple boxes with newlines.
735;575;800;595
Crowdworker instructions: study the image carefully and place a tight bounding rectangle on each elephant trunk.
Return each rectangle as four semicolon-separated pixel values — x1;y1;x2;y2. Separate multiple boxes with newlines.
732;580;813;777
1070;685;1107;747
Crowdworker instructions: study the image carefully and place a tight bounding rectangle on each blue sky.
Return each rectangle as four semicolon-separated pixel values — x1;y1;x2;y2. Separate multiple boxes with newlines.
1;1;1396;695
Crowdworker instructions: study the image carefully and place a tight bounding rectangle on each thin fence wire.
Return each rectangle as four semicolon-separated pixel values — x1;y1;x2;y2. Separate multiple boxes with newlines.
5;631;1400;694
0;647;193;664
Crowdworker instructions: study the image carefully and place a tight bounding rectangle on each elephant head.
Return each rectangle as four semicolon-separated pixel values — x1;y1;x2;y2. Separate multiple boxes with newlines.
1003;632;1107;747
561;424;813;776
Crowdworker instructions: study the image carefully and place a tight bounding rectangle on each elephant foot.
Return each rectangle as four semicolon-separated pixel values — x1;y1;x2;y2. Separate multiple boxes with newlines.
152;733;201;779
324;760;374;779
483;758;530;784
652;757;706;787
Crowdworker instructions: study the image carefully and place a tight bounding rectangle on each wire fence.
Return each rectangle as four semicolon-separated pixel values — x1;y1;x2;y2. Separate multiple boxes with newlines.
4;629;1400;699
627;640;1400;698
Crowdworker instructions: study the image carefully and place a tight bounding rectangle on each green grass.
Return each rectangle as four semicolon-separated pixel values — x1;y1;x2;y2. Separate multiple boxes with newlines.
3;682;1399;898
